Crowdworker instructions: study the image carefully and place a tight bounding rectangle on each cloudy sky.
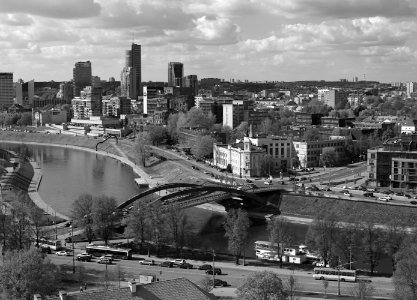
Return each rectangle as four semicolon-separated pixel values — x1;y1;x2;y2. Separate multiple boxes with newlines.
1;0;417;83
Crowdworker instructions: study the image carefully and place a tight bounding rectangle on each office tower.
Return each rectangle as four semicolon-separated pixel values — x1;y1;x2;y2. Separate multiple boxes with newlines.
91;76;101;88
73;61;92;97
406;82;417;98
182;75;198;95
0;73;14;108
168;62;184;87
15;81;23;105
121;66;137;99
27;79;34;105
121;44;141;99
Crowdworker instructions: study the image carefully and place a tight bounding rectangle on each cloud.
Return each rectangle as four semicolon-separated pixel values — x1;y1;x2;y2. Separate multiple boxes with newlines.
241;17;416;54
0;0;101;19
191;16;240;44
2;14;34;26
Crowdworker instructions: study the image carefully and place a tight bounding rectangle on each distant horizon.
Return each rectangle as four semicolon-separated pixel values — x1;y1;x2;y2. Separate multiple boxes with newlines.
2;0;417;83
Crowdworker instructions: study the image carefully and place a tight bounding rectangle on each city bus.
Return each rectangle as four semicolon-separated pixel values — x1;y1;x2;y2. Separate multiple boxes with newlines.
313;267;357;282
37;238;62;251
85;244;132;260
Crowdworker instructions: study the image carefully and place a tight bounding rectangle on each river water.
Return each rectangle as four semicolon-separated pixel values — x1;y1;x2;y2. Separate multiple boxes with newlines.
0;143;308;257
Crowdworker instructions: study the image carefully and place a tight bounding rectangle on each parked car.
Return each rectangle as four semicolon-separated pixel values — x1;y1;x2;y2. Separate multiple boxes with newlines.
404;194;412;199
206;268;222;275
77;253;92;262
97;257;112;264
411;201;417;205
395;192;404;196
159;261;173;268
198;264;213;271
56;251;71;256
321;187;331;191
363;192;374;198
209;279;228;287
264;181;272;185
140;259;155;266
343;191;352;197
179;262;193;269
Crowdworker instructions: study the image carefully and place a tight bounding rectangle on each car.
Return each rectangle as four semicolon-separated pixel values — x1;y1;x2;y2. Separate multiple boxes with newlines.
395;192;404;196
203;171;209;174
179;262;193;269
77;253;92;262
264;181;272;185
206;268;222;275
249;184;258;189
140;259;155;265
321;187;331;191
378;196;390;202
172;259;187;266
404;194;412;199
382;190;391;195
56;251;71;256
300;177;307;181
198;264;213;271
343;192;352;197
159;261;174;268
411;201;417;205
245;179;253;183
363;192;374;198
97;258;112;264
209;279;228;287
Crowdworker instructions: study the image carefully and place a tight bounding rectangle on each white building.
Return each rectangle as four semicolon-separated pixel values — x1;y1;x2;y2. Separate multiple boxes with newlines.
406;82;417;98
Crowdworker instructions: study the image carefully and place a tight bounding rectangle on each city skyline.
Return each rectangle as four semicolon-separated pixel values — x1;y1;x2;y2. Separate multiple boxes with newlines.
1;0;417;83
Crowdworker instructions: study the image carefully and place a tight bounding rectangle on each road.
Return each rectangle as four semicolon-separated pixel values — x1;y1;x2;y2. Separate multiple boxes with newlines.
47;250;394;298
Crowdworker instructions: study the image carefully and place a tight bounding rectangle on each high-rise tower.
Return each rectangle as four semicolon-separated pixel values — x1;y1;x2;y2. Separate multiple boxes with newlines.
73;61;92;97
121;44;141;99
0;73;14;108
168;62;184;87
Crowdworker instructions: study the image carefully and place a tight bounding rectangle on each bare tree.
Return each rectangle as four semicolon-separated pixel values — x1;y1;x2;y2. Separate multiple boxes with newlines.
284;275;301;300
126;200;150;252
147;203;166;256
351;281;375;300
135;132;151;167
393;242;417;300
71;194;94;243
166;205;189;257
268;216;293;268
224;208;250;265
323;279;329;298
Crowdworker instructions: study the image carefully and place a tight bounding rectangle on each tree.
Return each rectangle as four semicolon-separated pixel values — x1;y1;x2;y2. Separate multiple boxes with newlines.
306;212;339;266
323;279;329;298
0;248;61;299
236;270;287;300
92;195;118;245
191;135;216;160
260;154;275;177
147;203;166;256
359;216;382;276
320;147;337;167
351;281;375;300
126;200;150;252
71;194;94;243
393;242;417;300
268;216;293;268
185;107;215;129
146;125;167;145
17;112;32;126
284;275;300;300
259;118;273;135
167;113;180;142
135;131;151;167
302;128;320;142
224;208;250;265
166;205;189;257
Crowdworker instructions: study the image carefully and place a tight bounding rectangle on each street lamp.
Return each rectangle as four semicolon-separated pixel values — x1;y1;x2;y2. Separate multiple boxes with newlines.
212;249;216;289
70;223;75;274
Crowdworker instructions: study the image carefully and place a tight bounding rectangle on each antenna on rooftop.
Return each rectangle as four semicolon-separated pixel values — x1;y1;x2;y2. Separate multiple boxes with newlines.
132;32;135;44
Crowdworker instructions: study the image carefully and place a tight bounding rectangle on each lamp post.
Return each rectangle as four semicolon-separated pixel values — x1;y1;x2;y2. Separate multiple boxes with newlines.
212;249;216;289
70;224;75;274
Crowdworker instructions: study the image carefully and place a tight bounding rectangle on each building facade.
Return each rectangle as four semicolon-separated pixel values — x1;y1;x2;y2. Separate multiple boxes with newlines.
406;82;417;98
213;137;267;177
168;62;184;87
322;89;349;109
182;75;198;95
73;61;92;97
71;86;102;119
0;73;14;108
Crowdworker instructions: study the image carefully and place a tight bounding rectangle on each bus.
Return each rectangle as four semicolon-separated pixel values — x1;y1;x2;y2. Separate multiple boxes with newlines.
37;238;62;251
85;245;132;260
313;267;357;282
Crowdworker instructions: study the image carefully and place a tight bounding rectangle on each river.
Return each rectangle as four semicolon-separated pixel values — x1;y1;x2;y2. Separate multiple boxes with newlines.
1;143;308;257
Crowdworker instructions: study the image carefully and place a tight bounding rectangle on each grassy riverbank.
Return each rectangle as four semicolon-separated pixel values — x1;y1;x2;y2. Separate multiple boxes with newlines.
281;194;417;225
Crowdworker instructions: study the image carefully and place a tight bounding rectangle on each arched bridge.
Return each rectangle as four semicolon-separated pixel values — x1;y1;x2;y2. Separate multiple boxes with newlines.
117;183;293;216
